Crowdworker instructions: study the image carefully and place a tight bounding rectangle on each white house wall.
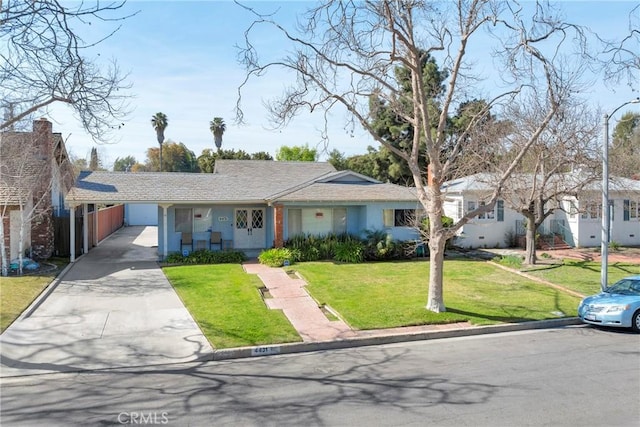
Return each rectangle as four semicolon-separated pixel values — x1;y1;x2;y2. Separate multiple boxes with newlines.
611;198;640;246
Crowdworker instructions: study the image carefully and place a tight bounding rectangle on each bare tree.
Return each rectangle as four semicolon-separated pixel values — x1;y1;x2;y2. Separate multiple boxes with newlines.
597;4;639;90
237;1;589;312
0;0;134;139
497;99;601;265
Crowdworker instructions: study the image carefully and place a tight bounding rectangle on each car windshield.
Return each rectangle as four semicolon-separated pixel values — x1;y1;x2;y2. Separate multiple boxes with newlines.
605;279;640;296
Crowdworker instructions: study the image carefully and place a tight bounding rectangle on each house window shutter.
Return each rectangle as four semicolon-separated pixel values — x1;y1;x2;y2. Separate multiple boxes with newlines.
497;200;504;222
624;199;630;221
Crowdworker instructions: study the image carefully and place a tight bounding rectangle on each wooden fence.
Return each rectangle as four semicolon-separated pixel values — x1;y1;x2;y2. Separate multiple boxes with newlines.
54;204;124;256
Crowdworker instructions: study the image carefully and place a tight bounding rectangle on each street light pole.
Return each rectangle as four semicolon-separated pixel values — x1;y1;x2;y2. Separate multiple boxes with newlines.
601;98;640;292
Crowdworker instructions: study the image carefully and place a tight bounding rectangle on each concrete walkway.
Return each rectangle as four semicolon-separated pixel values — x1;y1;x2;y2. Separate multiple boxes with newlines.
0;226;213;377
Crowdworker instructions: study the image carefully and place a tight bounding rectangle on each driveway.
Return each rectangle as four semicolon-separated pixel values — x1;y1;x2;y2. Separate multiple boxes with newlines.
0;226;213;377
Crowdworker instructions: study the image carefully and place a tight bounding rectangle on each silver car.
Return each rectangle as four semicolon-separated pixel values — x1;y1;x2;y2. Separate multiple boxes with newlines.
578;275;640;332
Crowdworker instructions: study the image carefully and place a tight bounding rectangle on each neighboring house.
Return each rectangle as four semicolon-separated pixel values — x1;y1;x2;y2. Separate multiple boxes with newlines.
442;174;640;249
0;118;75;261
66;160;422;258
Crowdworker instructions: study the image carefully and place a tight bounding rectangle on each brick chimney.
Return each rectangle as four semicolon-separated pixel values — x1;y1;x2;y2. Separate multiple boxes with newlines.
32;118;53;160
30;118;55;259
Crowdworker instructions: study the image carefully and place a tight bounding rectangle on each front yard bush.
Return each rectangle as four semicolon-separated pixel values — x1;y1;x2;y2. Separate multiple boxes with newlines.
165;249;246;265
334;240;365;263
284;231;415;263
258;248;296;267
363;229;406;260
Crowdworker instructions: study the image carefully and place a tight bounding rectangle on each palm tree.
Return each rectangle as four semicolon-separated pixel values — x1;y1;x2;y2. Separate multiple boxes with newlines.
209;117;226;150
151;112;168;171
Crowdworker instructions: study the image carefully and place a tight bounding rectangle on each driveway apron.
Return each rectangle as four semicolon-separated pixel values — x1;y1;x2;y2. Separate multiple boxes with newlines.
0;226;213;377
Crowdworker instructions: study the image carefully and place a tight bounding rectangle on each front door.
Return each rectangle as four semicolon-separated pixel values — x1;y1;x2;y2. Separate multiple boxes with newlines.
234;208;266;249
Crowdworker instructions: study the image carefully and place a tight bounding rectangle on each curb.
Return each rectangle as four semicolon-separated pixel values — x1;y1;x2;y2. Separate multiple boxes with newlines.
208;317;583;361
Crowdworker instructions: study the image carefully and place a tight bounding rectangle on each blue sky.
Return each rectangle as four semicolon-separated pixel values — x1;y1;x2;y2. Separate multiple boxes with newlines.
47;1;639;168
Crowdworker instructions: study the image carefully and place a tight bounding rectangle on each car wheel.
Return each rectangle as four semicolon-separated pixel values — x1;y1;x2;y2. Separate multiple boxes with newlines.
633;310;640;333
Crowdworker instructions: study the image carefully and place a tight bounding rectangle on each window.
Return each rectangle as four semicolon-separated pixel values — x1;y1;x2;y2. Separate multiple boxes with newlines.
456;200;463;219
566;200;578;219
383;209;421;227
466;201;476;214
624;200;638;221
193;208;213;232
468;200;493;220
288;209;302;236
581;202;602;219
333;208;347;234
481;201;495;220
175;208;192;233
289;208;347;236
497;200;504;222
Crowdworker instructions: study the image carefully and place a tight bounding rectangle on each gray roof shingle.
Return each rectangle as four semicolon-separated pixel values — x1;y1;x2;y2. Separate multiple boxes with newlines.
67;160;419;205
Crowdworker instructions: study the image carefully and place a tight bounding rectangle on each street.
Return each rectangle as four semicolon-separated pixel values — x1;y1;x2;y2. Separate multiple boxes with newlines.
1;326;639;426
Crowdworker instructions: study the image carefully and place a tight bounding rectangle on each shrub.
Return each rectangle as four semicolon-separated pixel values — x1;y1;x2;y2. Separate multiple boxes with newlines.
334;240;365;263
258;248;295;267
609;241;621;251
363;230;398;260
284;233;361;262
164;249;246;265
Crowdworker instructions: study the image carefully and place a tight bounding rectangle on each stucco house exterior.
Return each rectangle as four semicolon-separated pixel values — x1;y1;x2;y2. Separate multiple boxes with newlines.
442;174;640;249
66;160;423;259
0;118;74;263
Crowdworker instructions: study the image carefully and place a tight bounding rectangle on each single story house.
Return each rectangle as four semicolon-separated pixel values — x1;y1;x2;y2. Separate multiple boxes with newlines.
442;174;640;249
0;118;74;262
66;160;423;259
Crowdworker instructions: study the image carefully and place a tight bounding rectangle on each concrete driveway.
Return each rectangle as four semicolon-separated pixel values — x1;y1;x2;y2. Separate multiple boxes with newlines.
0;226;213;377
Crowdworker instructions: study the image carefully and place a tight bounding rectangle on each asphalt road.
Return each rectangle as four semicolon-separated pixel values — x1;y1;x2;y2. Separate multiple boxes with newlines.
1;326;638;427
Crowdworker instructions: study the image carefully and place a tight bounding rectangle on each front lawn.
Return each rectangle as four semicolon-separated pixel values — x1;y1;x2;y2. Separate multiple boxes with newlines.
0;258;68;333
291;259;580;329
163;264;301;348
524;261;640;296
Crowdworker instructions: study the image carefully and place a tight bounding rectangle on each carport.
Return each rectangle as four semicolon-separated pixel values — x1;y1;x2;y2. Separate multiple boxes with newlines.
66;170;239;262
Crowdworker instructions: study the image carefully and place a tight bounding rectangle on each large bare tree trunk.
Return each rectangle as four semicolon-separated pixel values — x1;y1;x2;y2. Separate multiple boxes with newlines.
524;214;538;265
0;210;7;276
427;232;447;312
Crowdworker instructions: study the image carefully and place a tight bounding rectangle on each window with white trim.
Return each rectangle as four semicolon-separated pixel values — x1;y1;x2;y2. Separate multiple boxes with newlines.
467;200;494;220
456;200;463;219
581;202;602;219
175;208;192;233
624;200;639;221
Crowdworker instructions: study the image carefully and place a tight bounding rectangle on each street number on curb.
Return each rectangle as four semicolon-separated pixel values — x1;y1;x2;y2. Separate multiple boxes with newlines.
251;346;281;356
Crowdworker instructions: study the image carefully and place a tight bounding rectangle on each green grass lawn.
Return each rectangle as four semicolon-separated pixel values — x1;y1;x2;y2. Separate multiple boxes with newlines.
163;264;301;348
524;261;640;296
0;258;68;333
290;259;581;329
